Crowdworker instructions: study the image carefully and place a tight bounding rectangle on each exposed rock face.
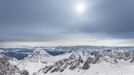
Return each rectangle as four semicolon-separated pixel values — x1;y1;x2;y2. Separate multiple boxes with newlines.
130;58;134;63
130;51;134;63
82;57;92;70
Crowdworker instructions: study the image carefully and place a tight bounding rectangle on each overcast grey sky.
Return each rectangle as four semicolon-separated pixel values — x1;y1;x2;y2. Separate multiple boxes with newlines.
0;0;134;46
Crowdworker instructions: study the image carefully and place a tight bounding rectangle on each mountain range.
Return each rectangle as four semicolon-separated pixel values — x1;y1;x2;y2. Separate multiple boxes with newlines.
0;46;134;75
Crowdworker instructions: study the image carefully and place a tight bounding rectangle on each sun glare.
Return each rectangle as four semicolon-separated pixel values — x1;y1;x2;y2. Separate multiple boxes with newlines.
75;2;87;14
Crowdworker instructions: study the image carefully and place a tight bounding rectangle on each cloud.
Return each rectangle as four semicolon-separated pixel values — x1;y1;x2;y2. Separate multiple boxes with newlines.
0;0;134;42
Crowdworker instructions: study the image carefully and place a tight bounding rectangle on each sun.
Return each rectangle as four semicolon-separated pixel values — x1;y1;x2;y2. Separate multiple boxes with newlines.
75;2;87;14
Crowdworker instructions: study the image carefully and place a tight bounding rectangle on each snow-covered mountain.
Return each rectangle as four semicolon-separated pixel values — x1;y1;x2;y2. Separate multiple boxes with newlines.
35;49;134;75
1;46;134;75
17;48;71;75
17;48;50;75
23;48;51;62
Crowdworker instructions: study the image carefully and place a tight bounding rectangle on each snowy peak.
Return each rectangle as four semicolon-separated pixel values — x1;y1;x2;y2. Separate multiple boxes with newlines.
71;49;88;57
23;48;51;62
17;48;51;74
69;50;89;61
32;48;51;57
